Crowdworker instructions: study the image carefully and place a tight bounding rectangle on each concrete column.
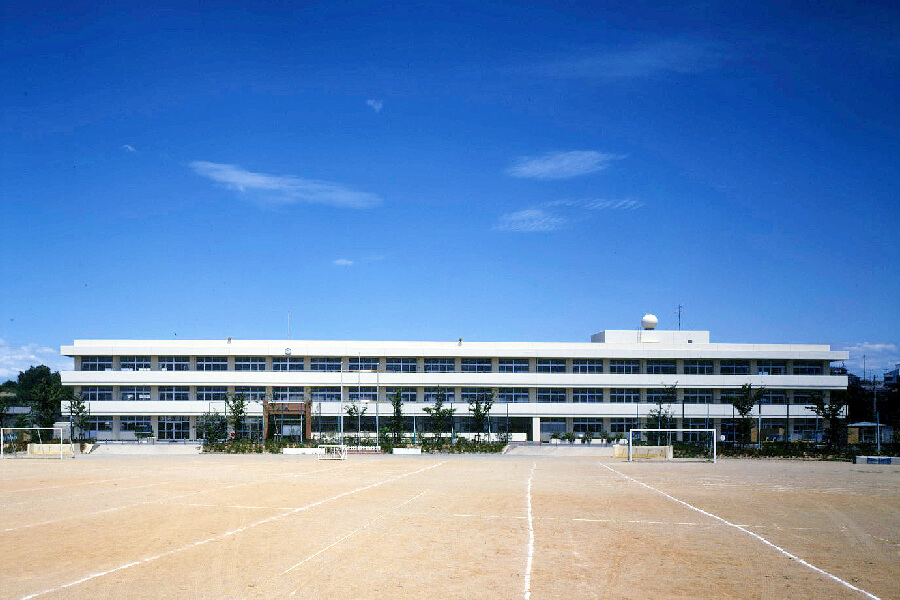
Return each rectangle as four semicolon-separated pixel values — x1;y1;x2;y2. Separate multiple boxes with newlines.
532;417;541;442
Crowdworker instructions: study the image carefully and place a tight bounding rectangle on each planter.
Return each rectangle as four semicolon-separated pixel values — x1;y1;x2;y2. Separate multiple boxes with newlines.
392;447;422;455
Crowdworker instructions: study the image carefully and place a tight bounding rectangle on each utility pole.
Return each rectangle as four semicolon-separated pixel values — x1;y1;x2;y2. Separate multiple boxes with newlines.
677;304;683;331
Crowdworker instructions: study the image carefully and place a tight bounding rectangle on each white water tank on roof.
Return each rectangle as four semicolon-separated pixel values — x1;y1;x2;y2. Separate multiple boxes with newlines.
641;314;658;330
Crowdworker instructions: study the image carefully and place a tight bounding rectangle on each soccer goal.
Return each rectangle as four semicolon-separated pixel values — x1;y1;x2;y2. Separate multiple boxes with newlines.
318;444;348;460
627;428;717;463
1;427;74;459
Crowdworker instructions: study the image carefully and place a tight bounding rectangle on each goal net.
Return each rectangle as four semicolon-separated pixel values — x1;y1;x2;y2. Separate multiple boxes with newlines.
318;444;348;460
627;428;717;463
1;427;74;459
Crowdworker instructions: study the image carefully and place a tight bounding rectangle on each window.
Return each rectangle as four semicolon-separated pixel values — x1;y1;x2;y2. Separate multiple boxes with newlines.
80;386;113;401
460;388;492;403
719;360;750;375
759;390;787;405
81;356;112;371
158;386;190;401
683;360;714;375
792;360;823;375
272;387;304;402
235;386;266;402
424;387;455;403
349;387;377;402
756;360;786;375
609;360;640;374
646;388;675;403
719;389;740;404
497;388;529;403
310;387;341;402
498;359;529;373
310;357;341;372
120;356;150;371
272;357;304;371
424;358;455;373
386;387;417;403
196;387;227;402
683;389;713;404
792;418;820;441
572;388;603;403
683;418;710;442
610;419;640;434
609;388;640;403
386;358;417;373
119;386;150;402
159;356;190;371
235;357;266;371
349;357;379;371
573;419;605;433
537;388;566;403
792;390;815;405
85;416;113;438
196;356;227;371
158;415;190;440
536;359;566;373
461;358;491;373
647;360;676;375
572;359;603;374
120;416;151;433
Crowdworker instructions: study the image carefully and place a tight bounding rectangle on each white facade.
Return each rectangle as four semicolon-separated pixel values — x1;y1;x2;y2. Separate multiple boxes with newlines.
59;327;849;442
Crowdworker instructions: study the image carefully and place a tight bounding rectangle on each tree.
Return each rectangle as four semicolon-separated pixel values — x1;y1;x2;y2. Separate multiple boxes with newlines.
646;385;676;445
345;401;367;443
422;387;455;444
731;384;765;444
68;394;90;442
388;389;404;443
0;391;14;429
468;390;494;442
197;411;227;444
810;391;847;451
226;393;248;440
14;366;72;428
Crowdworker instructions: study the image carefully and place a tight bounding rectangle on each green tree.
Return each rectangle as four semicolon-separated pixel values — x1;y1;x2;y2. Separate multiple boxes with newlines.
809;391;847;451
731;384;765;444
68;394;90;442
422;387;455;445
226;393;248;440
14;366;72;428
646;384;677;445
197;411;227;444
388;389;404;443
345;401;367;443
0;390;15;428
468;390;494;442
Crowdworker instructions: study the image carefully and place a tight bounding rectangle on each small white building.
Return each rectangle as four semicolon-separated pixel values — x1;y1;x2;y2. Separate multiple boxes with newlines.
59;316;849;443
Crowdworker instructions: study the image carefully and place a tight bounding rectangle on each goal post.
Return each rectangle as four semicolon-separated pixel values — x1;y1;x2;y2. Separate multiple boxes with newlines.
1;427;74;459
317;444;348;460
627;428;717;463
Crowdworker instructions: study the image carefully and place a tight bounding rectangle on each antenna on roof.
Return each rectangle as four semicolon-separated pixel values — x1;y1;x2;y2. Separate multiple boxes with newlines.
676;304;683;331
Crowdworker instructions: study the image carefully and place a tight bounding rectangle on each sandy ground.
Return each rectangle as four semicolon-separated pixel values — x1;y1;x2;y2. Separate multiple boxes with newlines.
1;453;898;600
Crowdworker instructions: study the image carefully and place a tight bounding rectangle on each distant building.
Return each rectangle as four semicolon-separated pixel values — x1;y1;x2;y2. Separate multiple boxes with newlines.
59;316;849;443
884;363;899;387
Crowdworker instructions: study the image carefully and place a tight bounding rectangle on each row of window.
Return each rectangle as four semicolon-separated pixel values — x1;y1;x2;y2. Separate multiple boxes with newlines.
78;355;828;375
79;386;822;404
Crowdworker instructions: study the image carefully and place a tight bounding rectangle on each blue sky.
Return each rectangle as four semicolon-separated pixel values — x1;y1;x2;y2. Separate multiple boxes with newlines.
1;1;898;379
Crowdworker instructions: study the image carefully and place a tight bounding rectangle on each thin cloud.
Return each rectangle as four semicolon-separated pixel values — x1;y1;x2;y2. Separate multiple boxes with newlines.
496;209;566;232
497;198;643;233
506;151;623;180
532;39;722;80
122;144;136;152
190;161;381;209
366;99;383;113
836;342;899;377
332;258;354;267
0;339;72;381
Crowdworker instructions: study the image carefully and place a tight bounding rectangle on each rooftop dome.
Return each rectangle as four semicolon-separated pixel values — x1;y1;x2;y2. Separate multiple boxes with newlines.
641;314;658;330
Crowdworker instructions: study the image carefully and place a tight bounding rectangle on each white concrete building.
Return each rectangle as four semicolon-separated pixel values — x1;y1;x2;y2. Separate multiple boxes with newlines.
59;318;849;442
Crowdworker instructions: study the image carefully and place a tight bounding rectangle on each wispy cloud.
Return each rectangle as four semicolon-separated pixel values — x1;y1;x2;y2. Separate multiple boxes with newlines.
332;258;354;267
506;151;623;180
496;209;567;232
189;161;382;209
0;339;72;381
836;342;899;377
366;99;383;113
532;39;722;80
122;144;136;152
496;198;643;233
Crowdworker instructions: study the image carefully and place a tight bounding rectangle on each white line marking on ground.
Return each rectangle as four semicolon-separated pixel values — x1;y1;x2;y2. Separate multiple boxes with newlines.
1;477;136;495
598;463;882;600
524;461;536;600
17;461;445;600
284;489;429;592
